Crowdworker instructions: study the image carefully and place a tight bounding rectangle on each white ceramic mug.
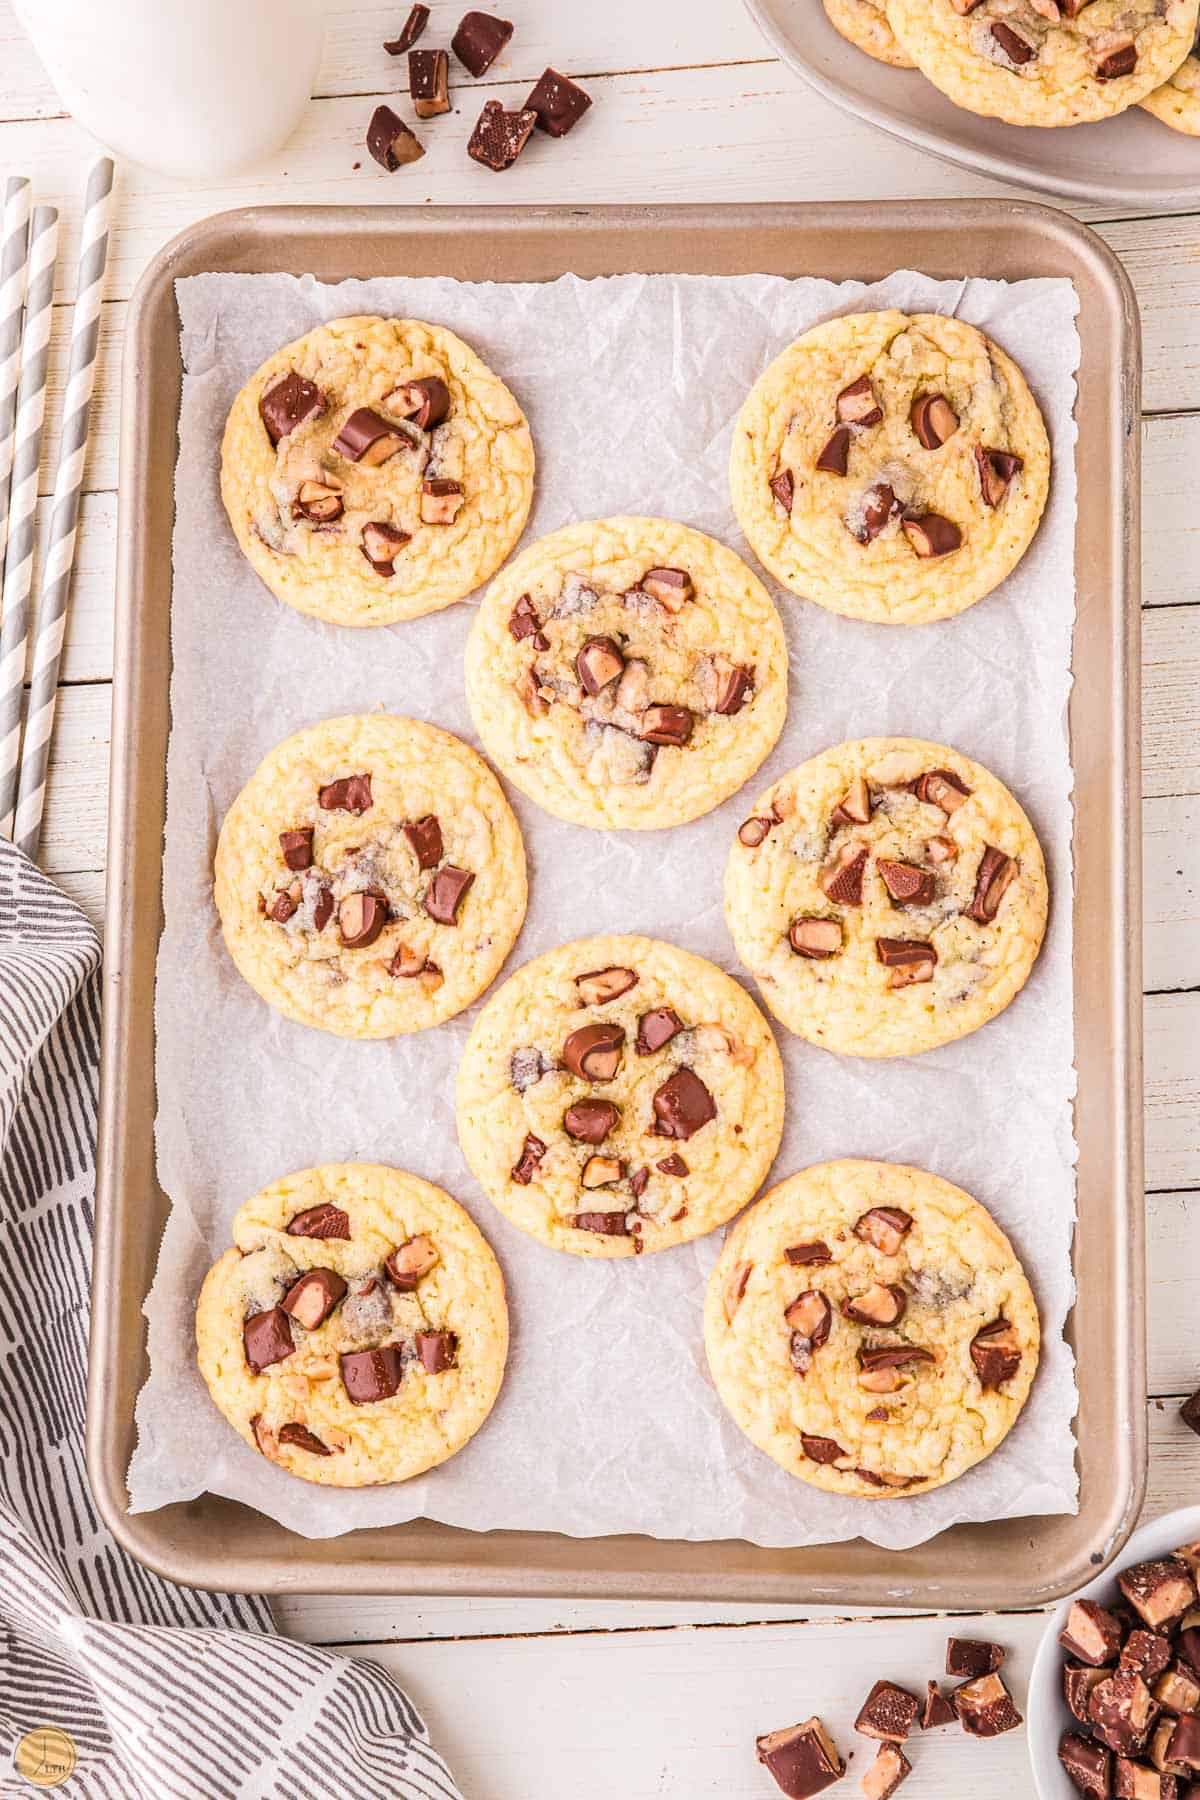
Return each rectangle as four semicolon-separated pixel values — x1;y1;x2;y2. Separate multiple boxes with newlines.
13;0;324;179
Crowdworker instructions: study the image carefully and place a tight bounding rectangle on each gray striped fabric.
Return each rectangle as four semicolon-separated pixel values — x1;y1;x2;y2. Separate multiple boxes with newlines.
0;841;464;1800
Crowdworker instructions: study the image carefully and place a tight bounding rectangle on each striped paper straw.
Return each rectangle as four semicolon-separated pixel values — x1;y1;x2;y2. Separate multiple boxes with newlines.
0;177;32;585
0;203;58;840
15;159;114;861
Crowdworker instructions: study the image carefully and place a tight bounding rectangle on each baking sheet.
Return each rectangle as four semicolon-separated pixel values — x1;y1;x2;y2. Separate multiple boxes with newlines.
128;266;1079;1549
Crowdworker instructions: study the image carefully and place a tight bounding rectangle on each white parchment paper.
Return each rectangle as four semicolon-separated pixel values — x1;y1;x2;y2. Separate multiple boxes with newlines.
129;268;1080;1549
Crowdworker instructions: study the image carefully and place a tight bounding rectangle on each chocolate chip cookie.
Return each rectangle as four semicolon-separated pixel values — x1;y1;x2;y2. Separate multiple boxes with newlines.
704;1159;1040;1498
729;310;1050;625
1141;38;1200;130
886;0;1199;127
824;0;916;65
196;1162;508;1486
456;935;785;1256
213;714;526;1037
220;315;534;627
724;737;1048;1057
464;517;788;830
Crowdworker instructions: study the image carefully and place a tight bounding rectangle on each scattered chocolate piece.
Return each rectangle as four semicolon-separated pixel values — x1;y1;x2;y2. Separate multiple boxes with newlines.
319;773;372;814
385;375;449;430
970;1317;1023;1390
854;1207;913;1255
452;9;513;75
852;482;899;544
910;768;971;812
1094;35;1137;78
738;815;773;847
402;814;443;871
1178;1627;1200;1677
508;594;547;645
1115;1760;1176;1799
837;375;883;428
967;846;1017;924
723;1260;752;1322
651;1067;716;1140
576;635;625;695
785;1291;833;1374
1179;1390;1200;1436
770;469;795;513
921;1682;957;1730
243;1306;295;1372
338;890;388;950
510;1134;546;1185
340;1345;404;1404
635;1007;683;1054
279;828;313;871
862;1743;912;1799
901;512;962;559
424;865;474;925
801;1434;847;1465
855;1679;920;1743
416;1329;458;1374
843;1282;907;1327
1060;1732;1113;1799
294;478;344;523
421;477;465;524
785;1241;832;1266
362;520;411;574
277;1422;333;1456
333;407;409;464
563;1022;625;1081
577;965;639;1006
385;1234;439;1289
910;393;959;450
789;917;843;960
1167;1715;1200;1771
269;887;298;924
820;840;869;905
955;1671;1022;1737
832;775;872;826
467;99;536;171
287;1204;350;1239
524;66;592;136
312;887;334;933
1150;1715;1187;1776
975;445;1023;507
877;859;936;907
409;47;450;118
657;1153;688;1177
991;20;1037;61
384;5;429;53
755;1718;845;1798
259;370;323;445
564;1098;620;1144
1119;1562;1198;1633
815;426;850;477
1061;1600;1127;1667
641;566;694;611
281;1267;348;1331
1065;1662;1113;1725
366;104;424;170
573;1210;629;1236
875;938;936;986
1089;1671;1158;1756
640;705;694;747
1155;1664;1200;1714
714;660;754;716
947;1637;1005;1679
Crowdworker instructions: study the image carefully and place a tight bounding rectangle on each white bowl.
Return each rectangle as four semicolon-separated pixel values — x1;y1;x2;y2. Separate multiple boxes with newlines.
1027;1503;1200;1799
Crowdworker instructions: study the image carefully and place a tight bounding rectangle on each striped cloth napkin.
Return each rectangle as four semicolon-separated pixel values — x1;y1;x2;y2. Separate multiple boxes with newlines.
0;840;463;1800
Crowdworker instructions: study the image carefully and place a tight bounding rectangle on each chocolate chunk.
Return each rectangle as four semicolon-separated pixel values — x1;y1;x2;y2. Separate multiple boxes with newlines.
1061;1600;1127;1667
281;1267;348;1330
572;1210;629;1236
832;775;872;826
319;773;372;814
1150;1715;1188;1776
877;860;936;907
402;814;443;871
635;1007;682;1054
927;834;957;864
770;469;795;513
854;1207;913;1255
467;99;536;171
910;768;971;812
1154;1663;1200;1714
858;1344;935;1374
955;1671;1022;1737
269;887;298;924
508;594;547;644
991;20;1037;61
384;5;429;53
843;1282;907;1327
785;1241;833;1266
243;1306;295;1372
640;705;694;747
337;889;387;949
901;512;962;559
563;1022;625;1082
385;375;449;430
657;1153;688;1177
1089;1672;1158;1756
416;1329;458;1374
947;1638;1005;1679
911;393;959;450
862;1744;911;1800
279;828;313;871
333;407;409;464
800;1434;846;1465
723;1260;753;1323
970;1317;1023;1390
362;520;411;574
409;47;450;117
524;66;592;136
815;426;850;476
1116;1760;1176;1799
366;104;424;170
1095;36;1137;78
420;477;465;524
1124;1633;1174;1684
259;370;323;445
312;887;334;933
789;917;843;959
287;1203;351;1239
577;965;639;1006
452;8;512;74
921;1682;957;1730
1177;1627;1200;1678
837;375;883;428
641;566;694;611
576;635;625;695
738;815;773;847
651;1067;716;1140
510;1133;546;1185
340;1345;404;1404
714;661;754;716
1182;1390;1200;1436
581;1153;623;1188
967;846;1016;923
1065;1663;1113;1725
755;1718;845;1798
564;1098;620;1144
1167;1715;1200;1770
852;482;899;544
1060;1733;1113;1798
784;1291;833;1376
975;445;1023;507
856;1678;920;1743
384;1234;439;1290
820;840;869;905
424;865;474;925
277;1421;333;1456
294;479;344;524
875;938;936;987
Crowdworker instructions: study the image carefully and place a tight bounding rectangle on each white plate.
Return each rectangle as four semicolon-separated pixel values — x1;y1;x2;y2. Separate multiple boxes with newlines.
743;0;1200;208
1026;1502;1200;1798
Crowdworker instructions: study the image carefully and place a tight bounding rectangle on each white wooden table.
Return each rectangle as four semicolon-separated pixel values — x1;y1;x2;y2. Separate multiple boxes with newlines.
3;3;1196;1792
